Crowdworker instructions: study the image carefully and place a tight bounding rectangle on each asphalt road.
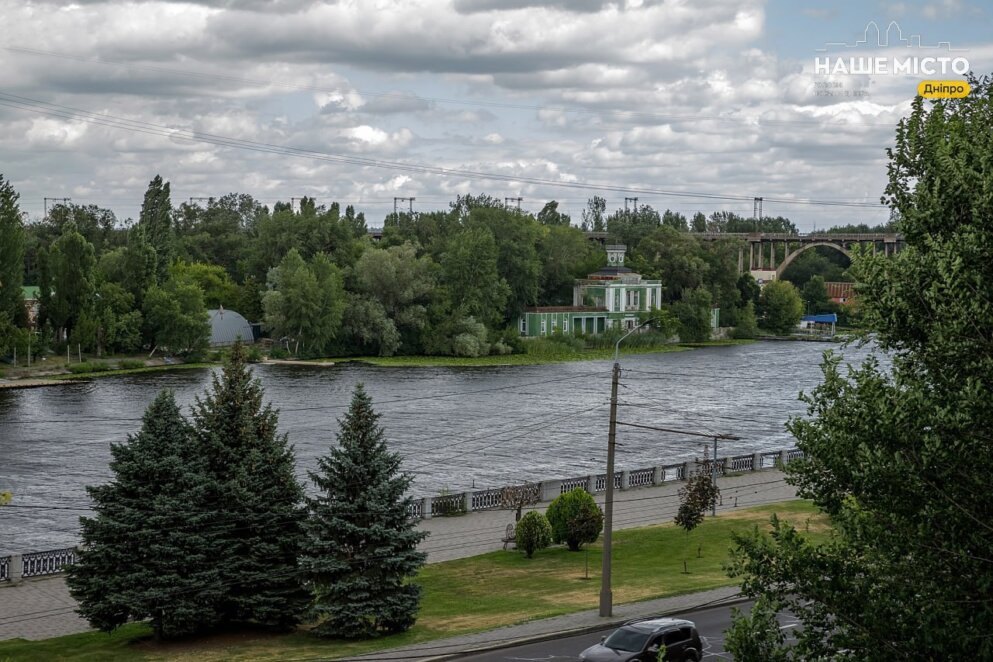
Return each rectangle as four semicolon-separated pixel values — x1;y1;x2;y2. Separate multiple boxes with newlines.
457;601;801;661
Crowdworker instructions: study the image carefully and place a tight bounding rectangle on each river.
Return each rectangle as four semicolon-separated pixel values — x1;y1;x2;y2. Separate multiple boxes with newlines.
0;340;882;553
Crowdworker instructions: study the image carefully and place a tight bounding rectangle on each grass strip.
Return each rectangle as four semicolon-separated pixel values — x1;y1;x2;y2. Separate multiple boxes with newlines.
0;499;825;661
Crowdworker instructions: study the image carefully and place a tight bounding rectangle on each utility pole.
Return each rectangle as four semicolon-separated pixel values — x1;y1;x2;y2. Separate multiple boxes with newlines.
753;197;763;221
505;196;522;210
43;197;71;219
189;197;211;206
394;197;415;216
600;318;653;618
624;197;638;214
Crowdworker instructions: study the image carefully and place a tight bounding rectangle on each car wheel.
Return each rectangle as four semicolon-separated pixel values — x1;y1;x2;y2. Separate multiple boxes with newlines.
682;653;700;662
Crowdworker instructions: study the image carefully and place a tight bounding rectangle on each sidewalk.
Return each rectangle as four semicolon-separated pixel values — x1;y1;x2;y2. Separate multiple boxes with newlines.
0;470;792;642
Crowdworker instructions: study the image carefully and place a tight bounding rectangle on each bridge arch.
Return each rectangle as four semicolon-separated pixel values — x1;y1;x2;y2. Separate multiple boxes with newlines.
775;241;852;279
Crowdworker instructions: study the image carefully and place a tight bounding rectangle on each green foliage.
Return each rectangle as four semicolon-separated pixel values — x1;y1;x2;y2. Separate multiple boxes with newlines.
674;471;720;532
300;384;426;638
727;75;993;659
119;359;145;370
144;278;209;355
48;222;97;341
515;511;552;559
263;249;345;355
546;488;604;551
441;226;510;329
170;261;239;309
758;280;802;335
672;287;713;342
780;247;850;288
801;275;830;314
67;361;112;374
0;175;25;328
67;391;223;639
191;342;308;629
724;597;790;662
732;301;759;340
138;175;174;279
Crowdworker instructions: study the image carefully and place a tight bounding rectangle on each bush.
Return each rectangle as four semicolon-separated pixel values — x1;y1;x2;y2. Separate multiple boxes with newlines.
269;346;289;359
245;345;264;363
490;341;513;355
68;362;111;374
118;359;146;370
546;487;604;551
731;301;759;340
515;511;552;558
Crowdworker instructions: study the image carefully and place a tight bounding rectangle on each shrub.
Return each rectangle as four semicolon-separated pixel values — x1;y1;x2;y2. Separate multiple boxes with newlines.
490;341;513;355
118;359;146;370
245;345;264;363
546;487;604;551
269;346;289;359
68;362;111;374
515;511;552;558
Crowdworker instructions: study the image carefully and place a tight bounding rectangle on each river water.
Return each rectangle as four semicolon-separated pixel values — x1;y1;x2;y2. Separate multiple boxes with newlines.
0;341;882;553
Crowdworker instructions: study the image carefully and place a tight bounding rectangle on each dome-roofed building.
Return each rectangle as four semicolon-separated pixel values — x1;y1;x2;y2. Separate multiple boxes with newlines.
207;307;255;347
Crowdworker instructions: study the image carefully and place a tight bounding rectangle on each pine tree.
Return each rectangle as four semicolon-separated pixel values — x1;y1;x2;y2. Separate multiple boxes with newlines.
191;341;307;629
67;391;224;639
301;384;427;639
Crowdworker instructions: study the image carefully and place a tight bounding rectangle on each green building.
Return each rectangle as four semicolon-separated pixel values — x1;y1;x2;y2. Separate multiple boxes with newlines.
519;245;664;337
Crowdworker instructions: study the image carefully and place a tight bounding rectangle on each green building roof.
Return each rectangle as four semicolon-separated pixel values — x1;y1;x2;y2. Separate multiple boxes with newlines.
22;286;40;300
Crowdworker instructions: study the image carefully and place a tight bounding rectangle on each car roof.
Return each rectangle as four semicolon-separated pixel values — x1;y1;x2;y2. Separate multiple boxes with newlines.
623;617;695;634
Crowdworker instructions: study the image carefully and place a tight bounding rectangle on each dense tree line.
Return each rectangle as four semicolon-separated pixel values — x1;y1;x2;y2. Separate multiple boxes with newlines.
1;178;857;360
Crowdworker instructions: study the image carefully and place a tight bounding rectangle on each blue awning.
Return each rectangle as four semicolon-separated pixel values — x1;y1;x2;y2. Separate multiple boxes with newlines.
802;313;838;323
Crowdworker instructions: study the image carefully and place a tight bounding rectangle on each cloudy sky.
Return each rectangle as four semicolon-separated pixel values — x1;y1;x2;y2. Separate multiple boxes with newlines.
0;0;990;230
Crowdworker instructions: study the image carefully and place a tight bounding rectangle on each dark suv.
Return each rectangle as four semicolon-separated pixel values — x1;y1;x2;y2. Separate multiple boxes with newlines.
578;617;703;662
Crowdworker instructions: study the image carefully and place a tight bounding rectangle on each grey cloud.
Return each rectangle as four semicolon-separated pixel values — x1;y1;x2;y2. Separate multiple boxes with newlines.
453;0;609;13
361;93;434;114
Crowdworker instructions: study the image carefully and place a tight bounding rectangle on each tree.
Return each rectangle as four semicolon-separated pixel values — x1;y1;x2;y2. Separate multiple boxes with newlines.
500;483;540;522
581;195;607;232
354;243;436;351
537;224;599;305
691;212;707;232
192;342;308;629
88;282;142;355
263;249;345;355
300;384;427;638
536;200;570;226
0;175;25;329
661;209;689;232
138;175;174;279
67;391;223;639
731;301;759;340
545;488;604;551
757;280;802;335
440;227;509;329
672;287;713;342
170;261;239;309
724;597;790;662
674;469;720;532
144;278;209;355
515;511;552;559
726;75;993;659
801;275;830;314
48;222;96;342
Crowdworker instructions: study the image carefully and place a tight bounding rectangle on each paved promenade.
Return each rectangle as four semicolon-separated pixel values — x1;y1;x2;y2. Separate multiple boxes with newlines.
0;469;794;642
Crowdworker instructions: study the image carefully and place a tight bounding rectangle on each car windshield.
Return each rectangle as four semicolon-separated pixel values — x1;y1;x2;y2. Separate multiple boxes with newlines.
603;626;650;652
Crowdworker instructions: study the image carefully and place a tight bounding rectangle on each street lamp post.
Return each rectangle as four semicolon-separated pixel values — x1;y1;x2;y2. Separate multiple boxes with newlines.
600;318;654;618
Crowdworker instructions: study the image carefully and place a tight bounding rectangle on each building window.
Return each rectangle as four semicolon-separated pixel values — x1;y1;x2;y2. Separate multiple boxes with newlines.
541;318;547;334
563;319;569;333
520;316;527;335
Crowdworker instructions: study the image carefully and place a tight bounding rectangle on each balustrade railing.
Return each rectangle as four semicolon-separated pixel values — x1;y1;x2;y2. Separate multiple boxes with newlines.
431;492;465;516
0;556;9;581
761;451;782;469
560;477;588;494
786;449;804;462
730;455;754;472
629;468;655;488
471;488;503;511
661;463;685;482
21;547;76;578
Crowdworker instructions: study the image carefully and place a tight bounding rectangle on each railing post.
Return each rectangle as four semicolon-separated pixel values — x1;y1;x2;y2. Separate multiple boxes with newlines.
780;449;789;468
540;480;561;502
620;470;630;490
682;461;693;480
752;452;762;471
463;491;474;513
587;475;597;493
653;465;663;485
423;496;434;519
9;554;22;585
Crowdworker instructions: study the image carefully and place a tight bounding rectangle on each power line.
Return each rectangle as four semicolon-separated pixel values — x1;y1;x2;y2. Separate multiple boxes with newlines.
0;92;884;210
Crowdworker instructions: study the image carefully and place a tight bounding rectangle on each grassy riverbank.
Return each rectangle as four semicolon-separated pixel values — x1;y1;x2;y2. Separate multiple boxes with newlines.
0;340;755;382
0;499;826;661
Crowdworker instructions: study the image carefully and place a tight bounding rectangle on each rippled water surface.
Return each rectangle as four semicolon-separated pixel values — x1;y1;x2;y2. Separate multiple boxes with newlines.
0;341;883;552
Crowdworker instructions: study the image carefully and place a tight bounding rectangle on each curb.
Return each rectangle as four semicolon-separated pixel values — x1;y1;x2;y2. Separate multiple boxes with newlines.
410;593;751;662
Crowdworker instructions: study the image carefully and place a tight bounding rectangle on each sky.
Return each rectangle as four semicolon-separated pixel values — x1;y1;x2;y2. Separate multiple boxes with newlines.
0;0;989;231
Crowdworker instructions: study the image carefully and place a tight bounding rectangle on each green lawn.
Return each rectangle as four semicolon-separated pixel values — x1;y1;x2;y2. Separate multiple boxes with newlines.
0;500;826;662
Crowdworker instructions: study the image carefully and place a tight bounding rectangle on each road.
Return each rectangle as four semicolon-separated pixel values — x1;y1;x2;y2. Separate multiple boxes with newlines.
458;601;800;661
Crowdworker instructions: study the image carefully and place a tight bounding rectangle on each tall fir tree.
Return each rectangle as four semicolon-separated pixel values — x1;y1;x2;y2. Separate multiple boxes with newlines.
67;391;224;639
139;174;174;280
300;384;427;639
191;341;307;629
